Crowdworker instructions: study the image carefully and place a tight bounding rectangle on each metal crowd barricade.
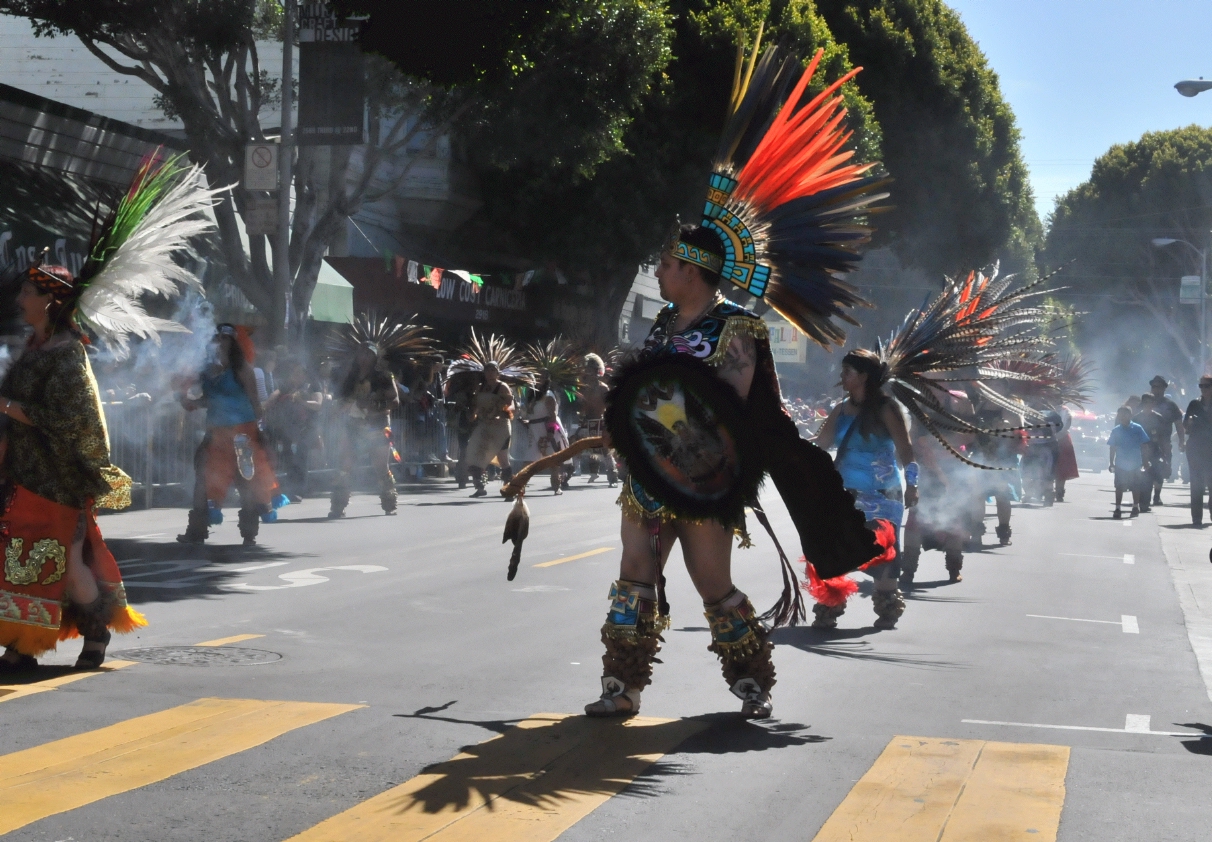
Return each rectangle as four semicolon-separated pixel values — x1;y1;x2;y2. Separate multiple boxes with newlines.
103;398;203;509
100;395;457;508
392;402;451;480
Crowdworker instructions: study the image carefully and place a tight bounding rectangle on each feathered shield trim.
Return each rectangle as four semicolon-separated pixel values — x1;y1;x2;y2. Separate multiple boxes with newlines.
522;336;581;402
74;154;225;353
328;311;441;374
446;329;535;387
605;352;764;526
698;41;889;347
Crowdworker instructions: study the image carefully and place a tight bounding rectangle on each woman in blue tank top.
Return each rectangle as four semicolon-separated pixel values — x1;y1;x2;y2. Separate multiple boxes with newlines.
176;325;277;546
812;349;917;630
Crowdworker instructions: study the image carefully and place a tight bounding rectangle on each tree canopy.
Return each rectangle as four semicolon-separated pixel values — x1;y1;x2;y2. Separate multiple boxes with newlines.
817;0;1040;279
0;0;435;343
1042;125;1212;372
341;0;882;341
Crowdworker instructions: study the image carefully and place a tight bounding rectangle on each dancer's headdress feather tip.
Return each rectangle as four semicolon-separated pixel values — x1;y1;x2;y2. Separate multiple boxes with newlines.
673;43;888;347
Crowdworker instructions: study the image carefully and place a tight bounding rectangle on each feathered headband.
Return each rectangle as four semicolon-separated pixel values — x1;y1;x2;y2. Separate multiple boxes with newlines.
446;329;535;386
329;311;441;372
671;37;889;347
522;336;580;401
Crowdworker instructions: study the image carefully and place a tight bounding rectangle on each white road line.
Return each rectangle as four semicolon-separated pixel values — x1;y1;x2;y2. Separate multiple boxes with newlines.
1123;520;1133;527
1026;614;1121;625
1122;615;1140;634
1125;714;1151;732
225;565;388;591
962;718;1207;738
1125;554;1135;564
1059;553;1124;560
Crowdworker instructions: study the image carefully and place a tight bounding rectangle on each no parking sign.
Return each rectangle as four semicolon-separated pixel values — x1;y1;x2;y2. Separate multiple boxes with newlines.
243;143;279;191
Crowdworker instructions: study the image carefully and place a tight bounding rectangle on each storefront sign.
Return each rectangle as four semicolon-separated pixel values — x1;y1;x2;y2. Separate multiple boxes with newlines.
298;3;363;42
0;229;88;278
435;275;527;312
298;42;366;146
767;319;807;364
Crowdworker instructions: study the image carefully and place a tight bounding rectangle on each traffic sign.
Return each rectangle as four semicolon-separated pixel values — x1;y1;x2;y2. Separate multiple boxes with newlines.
243;143;279;191
1180;275;1203;304
242;195;278;236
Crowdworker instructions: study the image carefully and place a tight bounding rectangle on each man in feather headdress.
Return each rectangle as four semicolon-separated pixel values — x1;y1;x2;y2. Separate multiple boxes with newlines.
569;353;618;487
326;313;437;518
329;342;401;518
564;43;900;721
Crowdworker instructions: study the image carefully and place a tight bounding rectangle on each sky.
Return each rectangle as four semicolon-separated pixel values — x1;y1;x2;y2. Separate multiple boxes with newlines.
945;0;1212;227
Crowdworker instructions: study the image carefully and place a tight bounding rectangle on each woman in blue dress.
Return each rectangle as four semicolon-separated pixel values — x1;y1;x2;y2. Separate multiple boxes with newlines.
813;349;918;629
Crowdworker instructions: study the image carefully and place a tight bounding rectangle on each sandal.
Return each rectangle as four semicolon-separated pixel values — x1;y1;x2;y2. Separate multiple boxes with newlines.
731;678;773;719
584;677;640;717
74;629;111;670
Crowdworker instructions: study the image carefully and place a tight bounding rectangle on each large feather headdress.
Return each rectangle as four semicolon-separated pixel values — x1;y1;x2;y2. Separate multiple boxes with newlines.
446;330;534;386
674;37;889;347
522;336;580;401
329;311;441;373
875;263;1062;467
73;154;224;352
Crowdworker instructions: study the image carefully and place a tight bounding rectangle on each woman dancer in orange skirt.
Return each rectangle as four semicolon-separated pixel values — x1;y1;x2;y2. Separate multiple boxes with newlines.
0;156;221;671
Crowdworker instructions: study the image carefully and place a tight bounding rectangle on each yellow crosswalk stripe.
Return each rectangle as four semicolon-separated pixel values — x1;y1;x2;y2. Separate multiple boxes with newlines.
0;697;362;835
811;736;1069;841
0;660;136;705
196;633;265;646
285;711;707;842
533;547;615;568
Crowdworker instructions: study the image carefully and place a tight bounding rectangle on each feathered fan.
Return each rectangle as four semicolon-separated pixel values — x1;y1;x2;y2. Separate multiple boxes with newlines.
522;336;580;402
329;311;441;373
446;329;535;386
704;38;890;346
75;154;225;352
876;263;1061;467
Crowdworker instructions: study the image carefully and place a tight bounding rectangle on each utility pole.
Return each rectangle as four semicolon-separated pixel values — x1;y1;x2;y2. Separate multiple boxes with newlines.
1202;239;1209;376
276;0;296;341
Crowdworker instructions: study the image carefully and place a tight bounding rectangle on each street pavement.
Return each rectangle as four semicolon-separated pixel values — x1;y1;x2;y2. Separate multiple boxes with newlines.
3;470;1212;840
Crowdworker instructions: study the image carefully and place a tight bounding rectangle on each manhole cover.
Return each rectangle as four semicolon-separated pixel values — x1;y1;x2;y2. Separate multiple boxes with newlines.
113;646;282;666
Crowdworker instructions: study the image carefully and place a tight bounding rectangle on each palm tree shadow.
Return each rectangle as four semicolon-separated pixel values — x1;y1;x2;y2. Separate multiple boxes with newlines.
387;707;827;815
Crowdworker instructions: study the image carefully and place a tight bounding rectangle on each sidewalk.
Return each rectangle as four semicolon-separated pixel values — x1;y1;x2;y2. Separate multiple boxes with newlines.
1152;481;1212;705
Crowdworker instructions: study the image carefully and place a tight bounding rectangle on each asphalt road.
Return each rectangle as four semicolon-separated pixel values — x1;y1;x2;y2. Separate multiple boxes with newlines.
3;470;1212;841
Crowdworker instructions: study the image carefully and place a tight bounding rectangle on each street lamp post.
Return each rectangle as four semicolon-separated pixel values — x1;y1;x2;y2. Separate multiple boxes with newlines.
1176;78;1212;97
1168;80;1212;373
1153;237;1209;375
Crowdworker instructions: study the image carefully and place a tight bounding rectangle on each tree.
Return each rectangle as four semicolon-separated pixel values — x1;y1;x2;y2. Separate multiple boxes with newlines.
1;0;438;343
816;0;1040;279
1043;126;1212;374
341;0;882;343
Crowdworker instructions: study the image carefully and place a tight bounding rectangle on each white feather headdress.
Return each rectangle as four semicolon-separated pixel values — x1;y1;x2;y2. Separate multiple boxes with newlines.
73;155;226;352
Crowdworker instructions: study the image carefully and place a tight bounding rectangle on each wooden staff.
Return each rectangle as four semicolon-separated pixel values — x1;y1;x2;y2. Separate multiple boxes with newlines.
500;436;605;499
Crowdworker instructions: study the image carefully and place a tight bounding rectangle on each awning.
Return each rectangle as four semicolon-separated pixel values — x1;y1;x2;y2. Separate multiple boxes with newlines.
309;259;354;323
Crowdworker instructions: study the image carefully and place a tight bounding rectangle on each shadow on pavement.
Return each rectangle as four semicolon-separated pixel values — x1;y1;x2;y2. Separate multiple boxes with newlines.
770;627;969;670
388;706;825;813
110;538;310;603
1175;723;1212;754
0;664;79;685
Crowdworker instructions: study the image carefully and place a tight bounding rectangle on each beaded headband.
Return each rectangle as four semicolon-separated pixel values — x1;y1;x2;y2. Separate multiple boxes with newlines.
673;240;724;275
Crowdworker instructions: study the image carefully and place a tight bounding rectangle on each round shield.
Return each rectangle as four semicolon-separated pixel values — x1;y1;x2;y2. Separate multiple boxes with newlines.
606;353;760;521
